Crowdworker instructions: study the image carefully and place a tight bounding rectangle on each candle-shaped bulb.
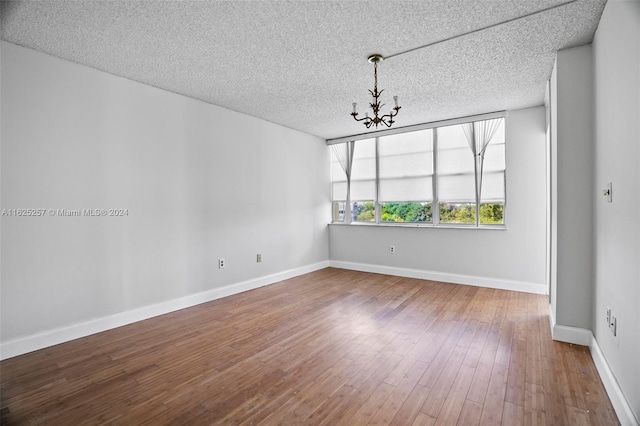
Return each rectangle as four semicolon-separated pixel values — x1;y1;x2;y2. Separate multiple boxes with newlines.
352;102;357;114
393;95;399;108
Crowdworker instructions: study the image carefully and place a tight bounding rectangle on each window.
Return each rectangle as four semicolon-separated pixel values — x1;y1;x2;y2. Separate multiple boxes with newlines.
330;143;348;222
437;124;477;224
477;122;506;225
330;114;506;227
378;130;433;223
349;138;376;223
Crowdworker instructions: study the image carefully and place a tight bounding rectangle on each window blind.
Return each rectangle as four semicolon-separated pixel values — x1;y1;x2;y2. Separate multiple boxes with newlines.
378;129;433;202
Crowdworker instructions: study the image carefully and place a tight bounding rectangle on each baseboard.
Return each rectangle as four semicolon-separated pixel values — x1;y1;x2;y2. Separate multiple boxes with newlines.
328;260;547;295
547;303;592;345
551;324;593;346
590;335;640;426
548;304;639;425
0;261;330;360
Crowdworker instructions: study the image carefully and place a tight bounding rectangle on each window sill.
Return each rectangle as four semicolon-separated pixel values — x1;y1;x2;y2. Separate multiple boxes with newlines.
328;222;507;230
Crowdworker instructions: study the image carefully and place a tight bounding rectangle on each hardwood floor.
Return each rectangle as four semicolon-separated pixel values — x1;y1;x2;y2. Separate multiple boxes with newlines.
0;268;619;425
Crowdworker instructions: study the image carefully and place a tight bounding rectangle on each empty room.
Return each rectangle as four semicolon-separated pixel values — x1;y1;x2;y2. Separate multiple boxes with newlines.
1;0;638;424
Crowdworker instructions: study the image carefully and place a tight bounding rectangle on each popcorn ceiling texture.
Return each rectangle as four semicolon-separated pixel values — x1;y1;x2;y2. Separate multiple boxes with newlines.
0;0;606;139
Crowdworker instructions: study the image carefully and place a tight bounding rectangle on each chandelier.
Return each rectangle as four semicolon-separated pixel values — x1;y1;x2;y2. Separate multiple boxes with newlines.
350;54;401;128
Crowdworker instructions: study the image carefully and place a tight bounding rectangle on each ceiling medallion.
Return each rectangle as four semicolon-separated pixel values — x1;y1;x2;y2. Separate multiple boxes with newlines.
350;54;400;128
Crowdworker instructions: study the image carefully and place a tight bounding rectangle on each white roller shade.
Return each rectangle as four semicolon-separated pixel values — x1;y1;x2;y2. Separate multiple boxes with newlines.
437;147;475;174
480;171;505;201
379;129;433;202
437;124;475;201
379;177;433;202
350;180;376;201
332;181;347;200
482;143;505;173
350;138;376;200
479;120;505;203
438;174;475;202
330;152;347;200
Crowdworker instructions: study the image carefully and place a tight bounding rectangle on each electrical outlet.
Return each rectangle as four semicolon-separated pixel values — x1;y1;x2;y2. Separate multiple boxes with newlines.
390;245;396;254
218;258;225;269
606;306;611;326
257;254;262;263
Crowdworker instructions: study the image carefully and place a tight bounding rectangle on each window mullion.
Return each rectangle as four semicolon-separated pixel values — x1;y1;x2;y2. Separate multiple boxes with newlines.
374;136;381;224
474;155;480;227
432;128;440;225
345;142;352;224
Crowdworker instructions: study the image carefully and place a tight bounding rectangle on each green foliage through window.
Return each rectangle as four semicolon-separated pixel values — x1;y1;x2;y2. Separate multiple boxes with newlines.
439;202;504;224
354;202;375;222
439;203;476;224
382;203;432;223
479;203;504;224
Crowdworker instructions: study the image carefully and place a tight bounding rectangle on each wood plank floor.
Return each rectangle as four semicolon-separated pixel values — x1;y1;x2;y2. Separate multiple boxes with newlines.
0;268;619;425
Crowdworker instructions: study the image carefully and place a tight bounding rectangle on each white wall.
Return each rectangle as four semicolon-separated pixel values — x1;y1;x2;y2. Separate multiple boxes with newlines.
593;0;640;421
0;42;330;350
550;45;594;331
330;106;547;293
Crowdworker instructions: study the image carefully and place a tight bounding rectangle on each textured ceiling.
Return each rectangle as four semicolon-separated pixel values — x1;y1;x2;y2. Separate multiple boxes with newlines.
0;0;606;140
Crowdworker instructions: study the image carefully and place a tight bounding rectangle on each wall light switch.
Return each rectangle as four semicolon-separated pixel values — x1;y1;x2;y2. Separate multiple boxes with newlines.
602;182;613;203
611;315;617;336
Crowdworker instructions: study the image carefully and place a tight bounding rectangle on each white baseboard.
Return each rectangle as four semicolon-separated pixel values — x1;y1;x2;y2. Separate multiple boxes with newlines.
548;303;592;346
0;261;330;361
551;324;593;346
590;336;640;426
548;304;638;425
328;260;547;295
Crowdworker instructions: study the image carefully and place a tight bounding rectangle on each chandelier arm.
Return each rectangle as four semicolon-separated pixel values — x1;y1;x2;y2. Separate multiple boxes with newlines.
351;114;372;123
379;107;400;121
379;115;393;127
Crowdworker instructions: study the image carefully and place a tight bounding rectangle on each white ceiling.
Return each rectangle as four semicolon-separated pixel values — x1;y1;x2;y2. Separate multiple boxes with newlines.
1;0;606;140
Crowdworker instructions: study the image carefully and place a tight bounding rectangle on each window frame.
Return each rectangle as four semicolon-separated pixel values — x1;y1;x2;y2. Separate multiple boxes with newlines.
329;111;507;228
